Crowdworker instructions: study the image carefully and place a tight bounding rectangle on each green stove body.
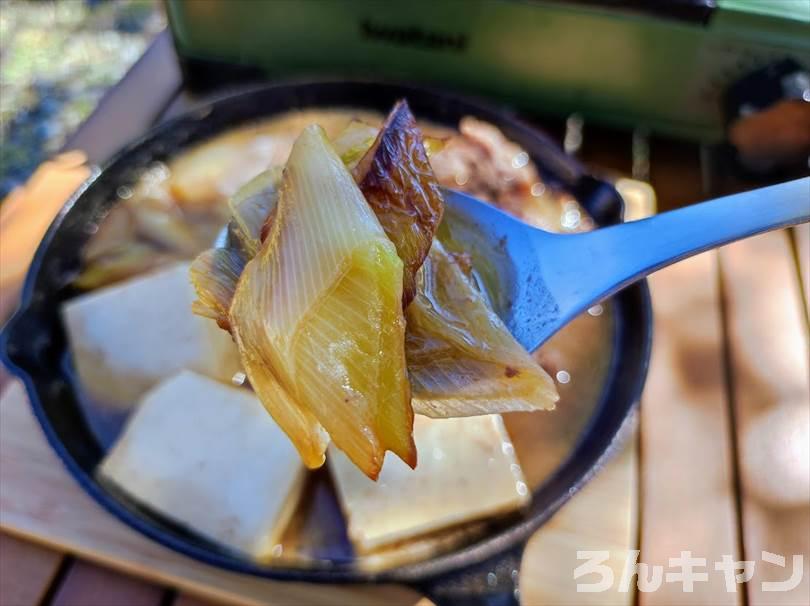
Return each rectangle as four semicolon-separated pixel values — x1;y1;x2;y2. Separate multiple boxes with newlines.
166;0;810;142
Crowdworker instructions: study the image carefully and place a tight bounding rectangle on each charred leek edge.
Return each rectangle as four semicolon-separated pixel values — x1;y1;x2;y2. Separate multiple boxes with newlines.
352;100;445;307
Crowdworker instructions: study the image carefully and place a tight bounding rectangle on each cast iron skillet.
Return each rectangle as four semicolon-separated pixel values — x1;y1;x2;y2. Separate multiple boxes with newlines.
0;81;651;606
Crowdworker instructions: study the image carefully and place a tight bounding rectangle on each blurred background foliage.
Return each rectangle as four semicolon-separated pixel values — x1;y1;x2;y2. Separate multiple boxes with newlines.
0;0;164;198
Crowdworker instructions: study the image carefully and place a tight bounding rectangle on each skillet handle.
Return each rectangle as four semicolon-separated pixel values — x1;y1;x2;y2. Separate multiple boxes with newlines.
415;542;526;606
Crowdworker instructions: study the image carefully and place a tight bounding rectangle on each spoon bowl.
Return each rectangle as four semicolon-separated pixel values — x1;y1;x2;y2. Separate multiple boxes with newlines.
442;177;810;352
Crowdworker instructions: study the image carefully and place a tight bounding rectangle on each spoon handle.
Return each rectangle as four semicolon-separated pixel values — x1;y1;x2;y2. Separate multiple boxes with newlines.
544;177;809;320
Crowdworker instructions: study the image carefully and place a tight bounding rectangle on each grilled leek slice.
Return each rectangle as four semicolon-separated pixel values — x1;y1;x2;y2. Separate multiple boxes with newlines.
228;125;414;479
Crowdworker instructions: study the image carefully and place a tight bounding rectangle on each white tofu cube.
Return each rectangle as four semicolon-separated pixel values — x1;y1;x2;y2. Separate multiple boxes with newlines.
329;415;530;553
99;370;305;559
63;262;241;409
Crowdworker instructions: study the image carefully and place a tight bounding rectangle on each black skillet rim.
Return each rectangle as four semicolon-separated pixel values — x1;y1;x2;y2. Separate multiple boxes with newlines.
0;79;652;584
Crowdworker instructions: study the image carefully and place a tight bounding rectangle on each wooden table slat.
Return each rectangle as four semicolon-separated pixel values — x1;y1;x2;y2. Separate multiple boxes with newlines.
719;230;810;606
172;593;225;606
522;434;638;606
644;137;706;212
61;31;182;167
0;533;64;606
49;560;166;606
639;251;742;606
794;224;809;317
